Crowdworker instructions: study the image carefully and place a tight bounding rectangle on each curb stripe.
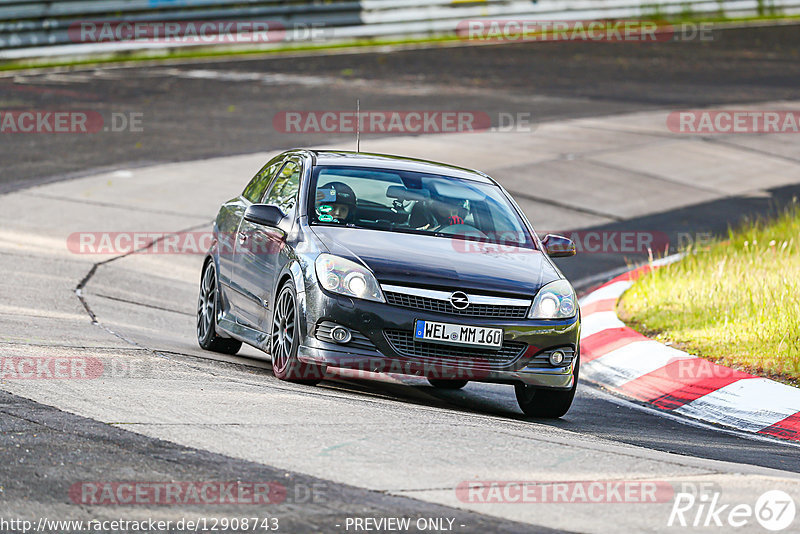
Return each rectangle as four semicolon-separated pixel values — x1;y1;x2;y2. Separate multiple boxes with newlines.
580;327;649;363
580;312;625;339
579;281;632;306
579;298;617;316
760;413;800;441
584;341;693;388
619;358;754;409
578;257;799;442
674;378;800;433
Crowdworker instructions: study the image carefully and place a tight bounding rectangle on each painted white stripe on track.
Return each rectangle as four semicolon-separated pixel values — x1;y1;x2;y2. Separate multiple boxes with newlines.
583;340;693;387
579;311;625;339
674;378;800;432
579;280;633;307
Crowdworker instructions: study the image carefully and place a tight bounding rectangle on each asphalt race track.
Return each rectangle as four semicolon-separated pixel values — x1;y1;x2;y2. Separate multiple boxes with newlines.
1;24;800;533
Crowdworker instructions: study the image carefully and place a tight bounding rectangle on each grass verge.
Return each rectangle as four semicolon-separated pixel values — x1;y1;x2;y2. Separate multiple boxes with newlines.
618;203;800;387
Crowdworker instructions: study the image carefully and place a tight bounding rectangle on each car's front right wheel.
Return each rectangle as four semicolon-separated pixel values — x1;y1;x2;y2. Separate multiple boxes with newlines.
270;281;325;385
515;350;579;418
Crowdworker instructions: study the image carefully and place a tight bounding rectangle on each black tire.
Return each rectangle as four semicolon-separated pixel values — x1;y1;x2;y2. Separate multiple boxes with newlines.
197;260;242;355
270;282;324;385
515;349;579;418
428;378;468;390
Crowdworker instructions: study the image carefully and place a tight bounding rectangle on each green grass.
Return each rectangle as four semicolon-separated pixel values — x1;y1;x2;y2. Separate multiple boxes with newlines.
618;203;800;387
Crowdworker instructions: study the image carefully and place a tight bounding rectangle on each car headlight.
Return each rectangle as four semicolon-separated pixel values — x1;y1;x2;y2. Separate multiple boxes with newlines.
529;279;577;319
315;253;384;302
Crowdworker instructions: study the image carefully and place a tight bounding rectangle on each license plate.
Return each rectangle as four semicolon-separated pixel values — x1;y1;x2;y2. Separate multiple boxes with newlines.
414;320;503;349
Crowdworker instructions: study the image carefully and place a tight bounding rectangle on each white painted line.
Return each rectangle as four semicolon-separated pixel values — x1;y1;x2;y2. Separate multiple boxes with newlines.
583;340;694;387
579;311;625;339
581;378;800;450
652;253;686;267
579;280;632;307
675;378;800;433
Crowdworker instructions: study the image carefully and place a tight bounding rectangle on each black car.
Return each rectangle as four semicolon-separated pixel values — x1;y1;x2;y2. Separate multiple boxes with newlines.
197;150;580;417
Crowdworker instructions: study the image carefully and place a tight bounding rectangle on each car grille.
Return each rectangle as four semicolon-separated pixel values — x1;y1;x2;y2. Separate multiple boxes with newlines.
384;330;527;368
525;347;576;369
315;321;377;351
383;291;529;319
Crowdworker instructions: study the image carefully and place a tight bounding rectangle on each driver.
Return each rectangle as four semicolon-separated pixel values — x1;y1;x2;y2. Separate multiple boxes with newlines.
316;182;357;224
415;196;465;230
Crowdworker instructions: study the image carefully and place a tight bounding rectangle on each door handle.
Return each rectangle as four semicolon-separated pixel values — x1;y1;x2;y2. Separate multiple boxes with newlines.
238;231;248;244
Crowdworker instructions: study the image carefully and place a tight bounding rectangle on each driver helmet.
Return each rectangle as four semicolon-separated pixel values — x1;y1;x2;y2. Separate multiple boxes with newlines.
317;181;357;223
430;194;466;226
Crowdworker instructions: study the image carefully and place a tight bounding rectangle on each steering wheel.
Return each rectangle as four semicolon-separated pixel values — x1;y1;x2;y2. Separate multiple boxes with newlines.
432;223;488;238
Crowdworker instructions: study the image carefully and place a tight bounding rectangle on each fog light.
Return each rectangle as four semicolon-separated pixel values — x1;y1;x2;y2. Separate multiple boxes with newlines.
330;326;352;344
549;350;566;366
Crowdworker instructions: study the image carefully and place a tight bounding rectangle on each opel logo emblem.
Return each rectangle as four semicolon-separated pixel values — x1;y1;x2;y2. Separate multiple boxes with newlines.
450;291;470;310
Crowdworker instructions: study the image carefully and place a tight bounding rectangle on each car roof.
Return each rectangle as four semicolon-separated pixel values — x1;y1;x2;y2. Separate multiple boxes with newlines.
305;150;494;184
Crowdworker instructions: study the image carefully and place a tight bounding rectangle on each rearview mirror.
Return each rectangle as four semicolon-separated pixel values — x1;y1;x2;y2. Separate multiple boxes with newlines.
542;234;576;258
386;185;430;202
244;204;285;227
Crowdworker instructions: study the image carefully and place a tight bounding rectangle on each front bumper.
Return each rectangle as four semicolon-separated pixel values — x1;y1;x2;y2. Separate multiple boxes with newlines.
297;284;580;389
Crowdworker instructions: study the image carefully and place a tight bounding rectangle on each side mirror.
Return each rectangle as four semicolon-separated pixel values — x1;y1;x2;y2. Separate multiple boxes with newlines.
244;204;285;227
542;234;576;258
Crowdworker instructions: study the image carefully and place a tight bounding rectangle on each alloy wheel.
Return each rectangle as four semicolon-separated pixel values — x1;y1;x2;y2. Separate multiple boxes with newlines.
271;287;296;375
197;262;216;342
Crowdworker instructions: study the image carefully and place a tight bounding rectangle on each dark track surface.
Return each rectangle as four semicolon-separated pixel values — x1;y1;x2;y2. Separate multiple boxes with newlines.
1;24;799;191
0;390;560;533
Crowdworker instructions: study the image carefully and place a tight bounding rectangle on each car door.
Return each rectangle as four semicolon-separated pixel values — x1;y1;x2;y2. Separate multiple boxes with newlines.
222;156;284;319
231;158;303;330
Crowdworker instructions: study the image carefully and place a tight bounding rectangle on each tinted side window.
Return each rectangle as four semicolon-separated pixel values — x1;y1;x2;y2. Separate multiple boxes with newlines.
264;160;302;213
242;159;282;203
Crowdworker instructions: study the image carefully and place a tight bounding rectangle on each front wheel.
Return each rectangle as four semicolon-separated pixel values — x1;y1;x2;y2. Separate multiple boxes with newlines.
515;351;579;418
428;378;468;390
270;282;324;385
197;260;242;355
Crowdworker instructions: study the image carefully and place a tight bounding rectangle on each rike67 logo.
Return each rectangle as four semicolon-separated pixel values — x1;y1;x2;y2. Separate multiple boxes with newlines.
668;486;796;531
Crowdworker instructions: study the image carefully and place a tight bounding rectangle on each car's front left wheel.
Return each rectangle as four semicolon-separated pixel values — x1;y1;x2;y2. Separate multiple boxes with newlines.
270;282;324;385
197;260;242;355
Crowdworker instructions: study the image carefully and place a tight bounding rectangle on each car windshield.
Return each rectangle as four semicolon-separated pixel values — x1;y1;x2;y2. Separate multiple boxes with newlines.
309;165;535;247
